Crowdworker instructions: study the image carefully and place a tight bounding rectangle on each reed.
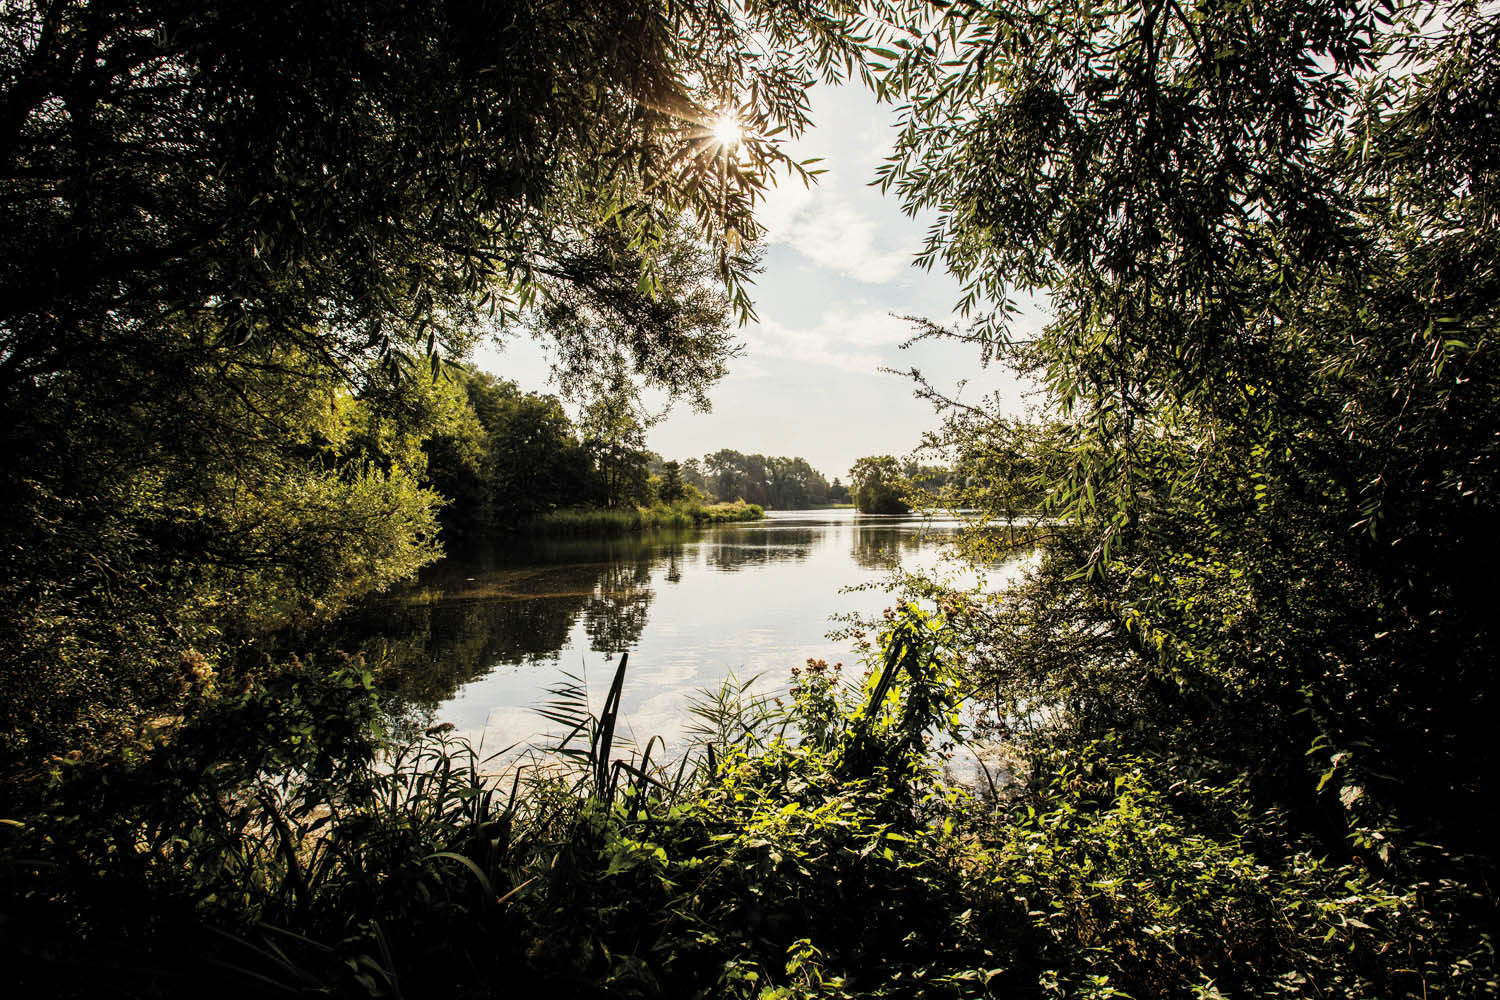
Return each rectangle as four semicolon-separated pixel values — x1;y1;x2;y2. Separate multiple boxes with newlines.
11;610;1454;999
529;500;764;536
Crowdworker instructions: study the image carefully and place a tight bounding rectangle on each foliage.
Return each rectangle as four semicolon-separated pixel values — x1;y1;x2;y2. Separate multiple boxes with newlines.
0;0;867;763
702;449;835;508
849;455;911;515
416;377;804;536
11;609;1490;998
580;391;657;510
976;737;1497;999
873;0;1500;841
532;499;766;537
3;610;987;999
3;657;396;995
423;367;599;540
532;218;742;412
659;460;689;503
863;0;1500;989
682;457;713;495
8;0;1499;994
0;0;845;361
0;358;451;766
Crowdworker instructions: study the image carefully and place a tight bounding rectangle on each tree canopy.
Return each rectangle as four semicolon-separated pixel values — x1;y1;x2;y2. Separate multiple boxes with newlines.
849;455;911;514
879;0;1500;871
0;0;862;761
4;1;1500;995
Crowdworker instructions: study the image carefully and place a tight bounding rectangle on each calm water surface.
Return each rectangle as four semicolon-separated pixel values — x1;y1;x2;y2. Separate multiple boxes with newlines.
335;509;1023;755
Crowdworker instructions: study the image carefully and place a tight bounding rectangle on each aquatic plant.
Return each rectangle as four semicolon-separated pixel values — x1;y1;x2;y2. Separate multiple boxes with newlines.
4;612;1492;997
531;500;765;536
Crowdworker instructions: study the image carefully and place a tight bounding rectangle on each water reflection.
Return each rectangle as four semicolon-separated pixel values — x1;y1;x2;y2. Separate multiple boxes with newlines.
703;526;814;572
850;520;929;570
327;545;661;718
327;584;582;717
663;540;685;584
320;510;1017;748
581;556;654;656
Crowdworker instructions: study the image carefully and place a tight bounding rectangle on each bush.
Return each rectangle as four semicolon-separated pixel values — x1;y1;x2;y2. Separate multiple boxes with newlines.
530;499;764;536
5;612;1492;998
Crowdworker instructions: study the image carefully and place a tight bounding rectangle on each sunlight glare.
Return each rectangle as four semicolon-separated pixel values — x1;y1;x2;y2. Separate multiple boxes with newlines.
710;115;743;149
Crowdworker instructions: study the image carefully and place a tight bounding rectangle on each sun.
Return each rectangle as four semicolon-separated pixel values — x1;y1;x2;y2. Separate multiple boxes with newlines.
710;114;743;149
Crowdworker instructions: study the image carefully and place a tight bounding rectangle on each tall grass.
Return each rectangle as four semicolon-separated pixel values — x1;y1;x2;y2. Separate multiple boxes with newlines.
4;648;754;996
7;614;1489;999
530;499;764;536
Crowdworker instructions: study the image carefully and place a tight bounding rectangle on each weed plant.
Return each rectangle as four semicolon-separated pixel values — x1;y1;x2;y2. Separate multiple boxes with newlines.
3;610;1492;997
532;500;765;537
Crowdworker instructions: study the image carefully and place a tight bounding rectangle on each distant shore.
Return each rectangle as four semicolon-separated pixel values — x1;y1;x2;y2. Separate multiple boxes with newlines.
527;500;765;536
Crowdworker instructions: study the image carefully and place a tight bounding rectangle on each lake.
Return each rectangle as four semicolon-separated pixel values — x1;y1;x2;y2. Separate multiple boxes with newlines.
330;508;1025;759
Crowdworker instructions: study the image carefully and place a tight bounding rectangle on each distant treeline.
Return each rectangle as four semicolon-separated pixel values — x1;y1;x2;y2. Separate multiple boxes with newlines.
671;450;958;512
426;370;855;544
669;450;845;509
427;373;983;523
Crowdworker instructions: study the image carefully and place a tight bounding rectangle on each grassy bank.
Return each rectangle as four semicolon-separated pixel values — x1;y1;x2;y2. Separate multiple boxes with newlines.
5;610;1491;999
529;499;764;536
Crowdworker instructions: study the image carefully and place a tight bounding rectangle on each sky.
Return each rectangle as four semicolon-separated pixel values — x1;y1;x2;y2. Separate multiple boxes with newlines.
474;83;1045;483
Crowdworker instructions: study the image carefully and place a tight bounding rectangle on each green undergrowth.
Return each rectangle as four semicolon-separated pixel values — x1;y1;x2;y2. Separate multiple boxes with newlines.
2;612;1492;998
530;499;765;536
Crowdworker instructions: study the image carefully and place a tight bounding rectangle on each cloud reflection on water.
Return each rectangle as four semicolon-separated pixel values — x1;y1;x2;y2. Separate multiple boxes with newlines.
320;510;1017;753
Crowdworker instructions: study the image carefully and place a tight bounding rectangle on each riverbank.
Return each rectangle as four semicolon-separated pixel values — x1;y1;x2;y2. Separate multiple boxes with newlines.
528;499;764;536
8;614;1481;999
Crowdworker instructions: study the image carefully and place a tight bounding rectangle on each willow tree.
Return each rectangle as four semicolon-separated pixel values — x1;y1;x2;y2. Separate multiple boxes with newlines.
877;0;1500;865
0;0;865;761
849;455;911;514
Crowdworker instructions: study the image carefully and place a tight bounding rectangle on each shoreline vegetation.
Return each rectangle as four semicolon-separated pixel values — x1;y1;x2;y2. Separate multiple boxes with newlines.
527;499;766;536
4;2;1497;998
521;500;865;538
11;614;1478;998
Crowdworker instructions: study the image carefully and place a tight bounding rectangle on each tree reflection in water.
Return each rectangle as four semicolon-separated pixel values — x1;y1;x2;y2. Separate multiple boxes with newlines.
309;513;983;739
581;547;655;657
327;594;586;726
663;539;684;584
317;537;666;729
850;521;927;570
703;526;813;572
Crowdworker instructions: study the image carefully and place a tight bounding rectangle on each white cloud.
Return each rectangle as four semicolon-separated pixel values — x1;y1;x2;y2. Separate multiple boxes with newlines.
813;308;915;348
748;317;882;374
755;172;816;236
744;308;920;375
727;356;774;379
757;166;909;284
